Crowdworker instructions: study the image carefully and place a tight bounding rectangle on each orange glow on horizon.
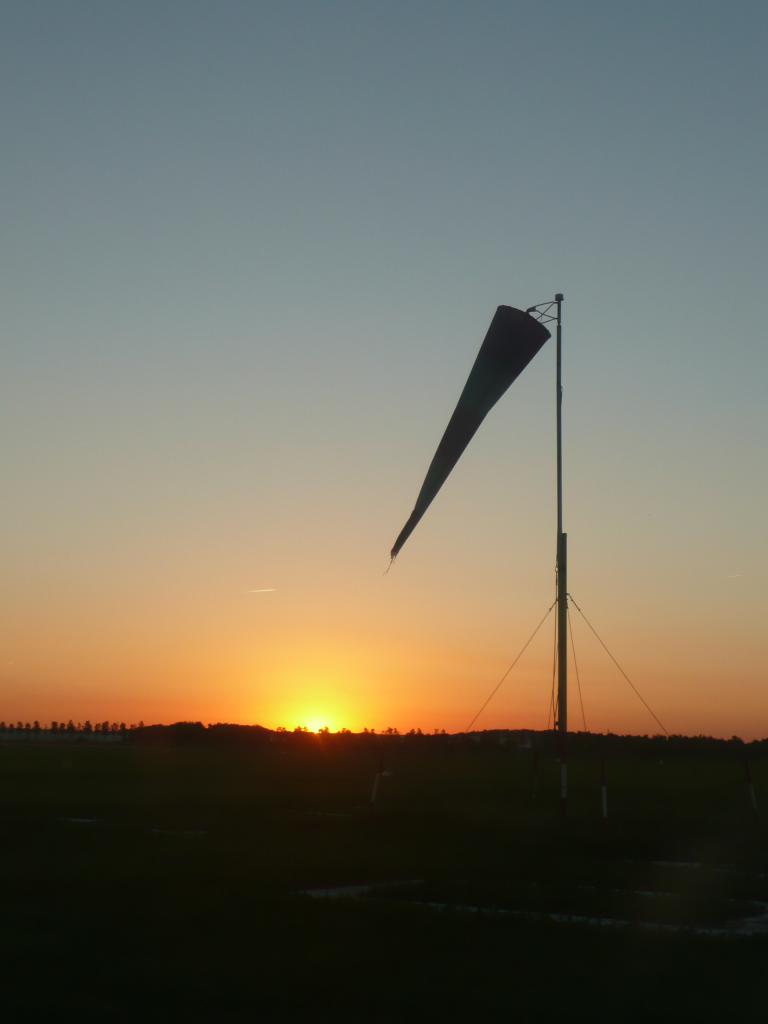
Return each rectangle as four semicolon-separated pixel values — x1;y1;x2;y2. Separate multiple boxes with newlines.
299;715;338;734
2;550;766;740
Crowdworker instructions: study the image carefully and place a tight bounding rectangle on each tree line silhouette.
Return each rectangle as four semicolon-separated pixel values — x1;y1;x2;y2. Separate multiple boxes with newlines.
1;719;765;756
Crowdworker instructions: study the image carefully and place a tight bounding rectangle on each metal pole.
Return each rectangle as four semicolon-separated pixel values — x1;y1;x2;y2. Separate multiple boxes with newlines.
556;293;564;542
555;293;567;734
557;533;567;732
554;293;567;811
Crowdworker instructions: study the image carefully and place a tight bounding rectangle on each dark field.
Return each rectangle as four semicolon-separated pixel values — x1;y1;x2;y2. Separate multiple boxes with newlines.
2;734;766;1021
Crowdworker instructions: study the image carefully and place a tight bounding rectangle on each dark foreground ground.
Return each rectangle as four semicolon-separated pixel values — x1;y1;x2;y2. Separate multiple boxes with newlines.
1;734;766;1021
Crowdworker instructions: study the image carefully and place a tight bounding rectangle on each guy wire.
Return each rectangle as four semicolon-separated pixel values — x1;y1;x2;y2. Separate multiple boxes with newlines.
568;594;668;736
465;600;557;733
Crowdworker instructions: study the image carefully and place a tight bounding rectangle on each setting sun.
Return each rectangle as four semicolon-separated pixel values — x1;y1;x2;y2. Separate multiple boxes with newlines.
303;716;336;733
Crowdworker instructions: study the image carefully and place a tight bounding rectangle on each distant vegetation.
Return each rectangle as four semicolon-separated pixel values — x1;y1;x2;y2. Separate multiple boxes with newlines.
1;718;765;755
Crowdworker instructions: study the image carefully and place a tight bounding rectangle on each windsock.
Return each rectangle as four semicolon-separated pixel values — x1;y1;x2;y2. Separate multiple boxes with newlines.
391;305;550;560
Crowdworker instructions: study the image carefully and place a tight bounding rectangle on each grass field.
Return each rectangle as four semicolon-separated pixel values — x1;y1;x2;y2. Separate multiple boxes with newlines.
1;734;766;1020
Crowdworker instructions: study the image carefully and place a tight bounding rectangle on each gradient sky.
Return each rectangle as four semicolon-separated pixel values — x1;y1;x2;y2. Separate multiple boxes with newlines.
2;1;766;737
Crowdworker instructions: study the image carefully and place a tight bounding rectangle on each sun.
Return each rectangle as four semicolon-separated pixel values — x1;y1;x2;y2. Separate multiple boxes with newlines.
304;716;334;733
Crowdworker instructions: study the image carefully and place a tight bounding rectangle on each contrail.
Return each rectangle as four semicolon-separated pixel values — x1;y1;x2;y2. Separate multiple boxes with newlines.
248;588;276;593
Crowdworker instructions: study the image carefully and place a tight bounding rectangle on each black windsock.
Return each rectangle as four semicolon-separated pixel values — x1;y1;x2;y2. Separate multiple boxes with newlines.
391;306;550;560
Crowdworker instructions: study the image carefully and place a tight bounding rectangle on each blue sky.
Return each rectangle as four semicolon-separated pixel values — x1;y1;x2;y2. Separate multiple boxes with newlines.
2;1;766;734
